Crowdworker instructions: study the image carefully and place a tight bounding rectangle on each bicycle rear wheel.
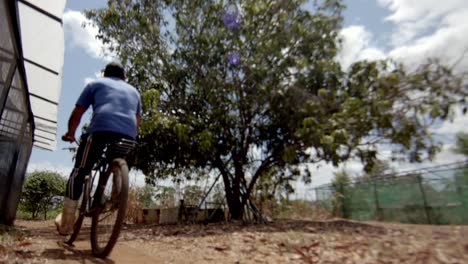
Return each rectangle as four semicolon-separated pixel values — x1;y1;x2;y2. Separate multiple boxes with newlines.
90;158;129;258
65;175;91;245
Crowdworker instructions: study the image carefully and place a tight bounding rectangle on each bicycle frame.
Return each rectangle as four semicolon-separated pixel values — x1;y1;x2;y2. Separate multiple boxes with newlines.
80;138;135;217
65;137;135;256
82;162;108;217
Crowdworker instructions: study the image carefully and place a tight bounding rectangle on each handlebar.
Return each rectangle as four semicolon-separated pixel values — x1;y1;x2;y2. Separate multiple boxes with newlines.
61;134;79;145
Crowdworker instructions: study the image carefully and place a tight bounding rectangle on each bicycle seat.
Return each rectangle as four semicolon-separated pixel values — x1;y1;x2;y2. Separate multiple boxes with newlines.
106;138;136;158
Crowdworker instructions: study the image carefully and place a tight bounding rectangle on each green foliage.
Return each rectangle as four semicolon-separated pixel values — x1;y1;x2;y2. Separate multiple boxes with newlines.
454;132;468;156
86;0;467;219
454;167;468;188
331;170;351;186
254;166;301;204
331;169;351;217
154;186;177;208
210;183;226;205
135;185;156;208
354;160;395;183
19;171;66;219
0;224;24;244
183;185;204;206
271;199;330;220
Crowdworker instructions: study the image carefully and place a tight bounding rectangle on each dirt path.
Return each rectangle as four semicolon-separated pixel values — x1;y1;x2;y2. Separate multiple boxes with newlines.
2;220;159;264
2;219;468;263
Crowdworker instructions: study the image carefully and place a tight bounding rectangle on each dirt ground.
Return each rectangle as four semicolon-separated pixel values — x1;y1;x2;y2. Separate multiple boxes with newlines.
1;218;467;263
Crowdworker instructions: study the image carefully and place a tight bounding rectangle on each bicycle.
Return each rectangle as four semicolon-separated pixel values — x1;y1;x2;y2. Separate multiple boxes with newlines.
63;137;136;258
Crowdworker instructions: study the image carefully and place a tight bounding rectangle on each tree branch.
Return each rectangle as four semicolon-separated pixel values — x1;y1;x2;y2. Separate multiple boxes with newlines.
244;156;277;202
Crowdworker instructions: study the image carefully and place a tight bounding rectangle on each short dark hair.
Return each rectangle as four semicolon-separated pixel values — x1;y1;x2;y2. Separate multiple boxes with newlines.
103;62;125;80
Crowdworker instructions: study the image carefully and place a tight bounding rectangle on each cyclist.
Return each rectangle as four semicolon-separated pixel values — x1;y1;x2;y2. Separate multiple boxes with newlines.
55;62;141;235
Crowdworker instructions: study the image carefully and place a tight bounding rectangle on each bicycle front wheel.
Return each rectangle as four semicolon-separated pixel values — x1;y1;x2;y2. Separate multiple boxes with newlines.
90;158;129;258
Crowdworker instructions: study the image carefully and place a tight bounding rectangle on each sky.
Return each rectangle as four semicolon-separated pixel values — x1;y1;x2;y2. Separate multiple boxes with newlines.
27;0;468;197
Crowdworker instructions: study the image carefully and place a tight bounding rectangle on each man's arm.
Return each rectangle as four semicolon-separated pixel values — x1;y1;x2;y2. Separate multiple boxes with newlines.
62;105;87;142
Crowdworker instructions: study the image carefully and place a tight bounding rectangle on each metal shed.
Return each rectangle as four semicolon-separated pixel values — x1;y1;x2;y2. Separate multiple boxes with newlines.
0;0;65;224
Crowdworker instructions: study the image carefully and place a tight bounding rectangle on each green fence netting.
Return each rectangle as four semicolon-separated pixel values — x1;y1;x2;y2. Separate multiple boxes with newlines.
314;163;468;225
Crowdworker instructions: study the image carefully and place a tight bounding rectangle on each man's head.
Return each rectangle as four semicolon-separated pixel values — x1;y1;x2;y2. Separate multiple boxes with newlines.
103;62;125;80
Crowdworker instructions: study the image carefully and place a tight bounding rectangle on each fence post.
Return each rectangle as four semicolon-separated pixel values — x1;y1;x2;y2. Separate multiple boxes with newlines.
373;179;381;221
417;175;431;224
340;183;346;218
455;181;467;224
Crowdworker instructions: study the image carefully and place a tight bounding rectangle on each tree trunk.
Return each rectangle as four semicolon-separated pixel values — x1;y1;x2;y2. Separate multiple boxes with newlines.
222;171;244;220
217;156;275;221
225;191;243;220
216;156;245;220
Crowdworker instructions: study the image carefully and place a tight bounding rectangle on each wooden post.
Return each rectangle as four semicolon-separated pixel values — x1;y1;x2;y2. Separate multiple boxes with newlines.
417;175;431;224
372;179;382;221
340;183;346;218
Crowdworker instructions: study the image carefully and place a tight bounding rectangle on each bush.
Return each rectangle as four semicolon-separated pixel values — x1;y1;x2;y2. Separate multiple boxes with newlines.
255;196;332;220
19;171;66;220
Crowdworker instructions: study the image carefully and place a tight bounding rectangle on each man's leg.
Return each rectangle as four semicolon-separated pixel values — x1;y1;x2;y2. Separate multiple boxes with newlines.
55;133;105;235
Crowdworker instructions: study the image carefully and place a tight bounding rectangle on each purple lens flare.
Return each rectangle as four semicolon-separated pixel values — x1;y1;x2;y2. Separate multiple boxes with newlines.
222;3;242;29
228;51;241;65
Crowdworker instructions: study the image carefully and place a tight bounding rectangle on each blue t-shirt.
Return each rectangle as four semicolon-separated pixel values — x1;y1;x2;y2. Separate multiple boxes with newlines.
76;77;142;139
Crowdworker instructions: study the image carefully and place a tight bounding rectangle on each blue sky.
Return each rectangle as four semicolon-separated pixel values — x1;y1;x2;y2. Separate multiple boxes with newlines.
27;0;468;191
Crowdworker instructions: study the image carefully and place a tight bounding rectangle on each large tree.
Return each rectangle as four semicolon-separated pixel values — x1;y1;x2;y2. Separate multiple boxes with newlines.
86;0;467;219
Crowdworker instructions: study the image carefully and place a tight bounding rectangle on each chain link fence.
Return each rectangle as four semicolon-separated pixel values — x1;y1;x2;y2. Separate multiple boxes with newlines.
314;162;468;225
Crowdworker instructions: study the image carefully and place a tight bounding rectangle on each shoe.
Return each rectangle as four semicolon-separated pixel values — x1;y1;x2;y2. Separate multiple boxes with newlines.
55;197;78;236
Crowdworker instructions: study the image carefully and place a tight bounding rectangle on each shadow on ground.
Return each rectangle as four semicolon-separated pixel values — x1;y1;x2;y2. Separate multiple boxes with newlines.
41;243;114;264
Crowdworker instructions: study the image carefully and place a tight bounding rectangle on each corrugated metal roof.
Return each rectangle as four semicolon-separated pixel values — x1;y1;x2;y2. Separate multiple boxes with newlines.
17;0;66;150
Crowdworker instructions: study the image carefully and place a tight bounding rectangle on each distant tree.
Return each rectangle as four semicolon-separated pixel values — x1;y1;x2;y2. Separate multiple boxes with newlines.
136;185;156;208
183;185;204;206
454;132;468;157
453;132;468;193
86;0;467;219
331;169;351;217
254;166;307;207
154;186;177;207
20;171;66;219
365;160;395;178
210;183;226;205
354;160;395;183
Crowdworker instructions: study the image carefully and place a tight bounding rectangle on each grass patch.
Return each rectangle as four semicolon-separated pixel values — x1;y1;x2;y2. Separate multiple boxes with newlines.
273;199;332;220
15;208;61;221
0;224;20;244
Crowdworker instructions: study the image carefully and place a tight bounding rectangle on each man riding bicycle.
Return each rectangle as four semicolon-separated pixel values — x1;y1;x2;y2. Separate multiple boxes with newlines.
56;62;141;235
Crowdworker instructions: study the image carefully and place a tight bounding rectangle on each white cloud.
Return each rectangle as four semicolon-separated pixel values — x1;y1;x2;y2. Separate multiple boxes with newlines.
377;0;465;44
336;27;389;73
377;0;464;22
339;1;468;71
337;26;386;69
84;71;103;85
129;170;147;188
27;161;72;177
63;10;115;62
388;8;468;70
433;110;468;137
393;144;465;171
